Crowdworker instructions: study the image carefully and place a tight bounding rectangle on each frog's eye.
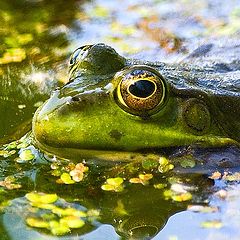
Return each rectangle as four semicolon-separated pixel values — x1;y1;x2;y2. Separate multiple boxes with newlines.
115;66;168;116
69;45;93;66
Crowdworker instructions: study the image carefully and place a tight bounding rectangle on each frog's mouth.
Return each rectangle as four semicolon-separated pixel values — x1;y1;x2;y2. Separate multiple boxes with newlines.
34;137;160;164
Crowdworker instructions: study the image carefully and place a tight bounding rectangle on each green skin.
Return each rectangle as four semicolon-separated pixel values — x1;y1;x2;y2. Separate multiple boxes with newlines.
32;44;240;160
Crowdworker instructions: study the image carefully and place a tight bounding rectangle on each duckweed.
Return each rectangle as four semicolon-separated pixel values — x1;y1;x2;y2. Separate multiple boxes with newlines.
30;202;56;210
25;192;58;204
19;149;35;161
4;141;17;150
16;142;29;149
187;205;219;213
49;220;71;235
158;156;174;173
52;207;87;217
180;157;196;168
26;217;50;228
0;149;16;158
24;192;99;236
0;176;22;190
171;192;192;202
163;189;192;202
87;209;100;219
101;177;124;192
154;183;167;189
59;173;75;184
201;220;223;229
142;156;159;170
0;150;10;157
70;163;89;182
129;173;153;185
54;162;89;184
0;136;33;161
60;216;85;228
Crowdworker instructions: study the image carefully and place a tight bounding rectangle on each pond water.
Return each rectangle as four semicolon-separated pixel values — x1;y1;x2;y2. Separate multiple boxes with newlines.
0;0;240;239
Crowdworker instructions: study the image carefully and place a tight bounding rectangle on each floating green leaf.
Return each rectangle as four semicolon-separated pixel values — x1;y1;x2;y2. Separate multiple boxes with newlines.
25;192;58;204
158;156;174;173
49;220;70;235
101;177;124;192
129;173;153;185
180;157;196;168
171;192;192;202
154;183;167;189
60;216;85;228
201;220;223;229
60;173;75;184
19;149;35;161
0;176;22;190
142;158;159;170
52;207;87;217
163;189;192;202
26;217;50;228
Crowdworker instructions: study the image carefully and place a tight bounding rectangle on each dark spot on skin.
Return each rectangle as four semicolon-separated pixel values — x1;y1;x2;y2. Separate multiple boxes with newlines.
109;130;124;141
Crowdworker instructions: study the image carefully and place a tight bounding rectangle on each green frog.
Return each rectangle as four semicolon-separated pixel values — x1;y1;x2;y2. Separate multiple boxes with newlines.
32;43;240;160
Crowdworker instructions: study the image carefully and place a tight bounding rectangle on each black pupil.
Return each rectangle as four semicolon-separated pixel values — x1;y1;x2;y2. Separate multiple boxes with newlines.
129;80;155;98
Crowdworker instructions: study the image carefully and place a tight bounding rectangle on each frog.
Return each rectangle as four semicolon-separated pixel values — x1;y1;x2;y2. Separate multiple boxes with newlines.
32;43;240;161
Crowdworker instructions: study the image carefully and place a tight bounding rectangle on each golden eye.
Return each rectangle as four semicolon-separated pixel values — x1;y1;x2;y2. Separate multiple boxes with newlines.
115;65;168;116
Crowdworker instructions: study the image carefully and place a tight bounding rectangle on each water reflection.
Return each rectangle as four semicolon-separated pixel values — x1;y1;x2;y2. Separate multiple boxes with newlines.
0;0;84;141
0;159;214;239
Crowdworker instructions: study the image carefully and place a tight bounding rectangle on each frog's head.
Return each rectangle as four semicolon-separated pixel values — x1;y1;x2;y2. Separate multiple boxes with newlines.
32;43;235;159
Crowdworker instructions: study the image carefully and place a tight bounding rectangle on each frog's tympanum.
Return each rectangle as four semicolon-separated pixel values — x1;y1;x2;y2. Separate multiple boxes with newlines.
32;44;240;159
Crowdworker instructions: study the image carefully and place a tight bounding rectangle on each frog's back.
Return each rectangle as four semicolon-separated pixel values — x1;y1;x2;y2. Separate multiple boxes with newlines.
180;39;240;142
149;39;240;142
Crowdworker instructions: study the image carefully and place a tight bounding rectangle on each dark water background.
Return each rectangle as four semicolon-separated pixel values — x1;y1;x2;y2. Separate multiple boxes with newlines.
0;0;240;239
